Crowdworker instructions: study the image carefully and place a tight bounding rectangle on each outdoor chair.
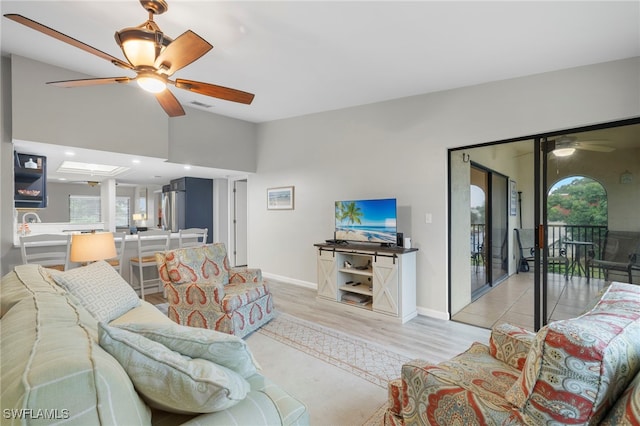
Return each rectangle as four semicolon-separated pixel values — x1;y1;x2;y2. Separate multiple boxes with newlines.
470;242;484;272
514;228;568;279
587;230;640;284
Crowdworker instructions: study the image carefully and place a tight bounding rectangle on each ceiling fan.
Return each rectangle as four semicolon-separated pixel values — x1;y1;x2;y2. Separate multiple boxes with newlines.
4;0;254;117
550;135;615;157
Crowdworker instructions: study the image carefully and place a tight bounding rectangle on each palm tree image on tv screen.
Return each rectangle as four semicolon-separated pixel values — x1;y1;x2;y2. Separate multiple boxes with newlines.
335;199;397;244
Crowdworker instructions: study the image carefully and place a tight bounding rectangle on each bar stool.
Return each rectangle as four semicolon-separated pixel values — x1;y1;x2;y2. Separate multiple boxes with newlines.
106;231;127;276
178;227;208;248
20;233;72;271
129;230;170;299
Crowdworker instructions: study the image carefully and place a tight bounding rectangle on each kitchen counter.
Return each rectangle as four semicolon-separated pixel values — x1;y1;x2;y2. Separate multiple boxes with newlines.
12;222;184;247
12;227;185;291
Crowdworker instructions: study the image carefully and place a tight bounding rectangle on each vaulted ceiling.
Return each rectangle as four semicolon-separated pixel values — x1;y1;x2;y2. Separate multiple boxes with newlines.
3;1;638;124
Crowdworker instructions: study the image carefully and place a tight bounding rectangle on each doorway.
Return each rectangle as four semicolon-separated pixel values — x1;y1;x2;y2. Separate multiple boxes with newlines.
231;179;248;267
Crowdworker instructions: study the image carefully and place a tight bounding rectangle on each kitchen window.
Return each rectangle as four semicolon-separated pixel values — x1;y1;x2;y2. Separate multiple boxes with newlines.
69;195;130;227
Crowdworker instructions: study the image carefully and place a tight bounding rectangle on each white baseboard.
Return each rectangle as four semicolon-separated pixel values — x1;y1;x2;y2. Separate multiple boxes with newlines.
263;272;317;289
416;306;450;321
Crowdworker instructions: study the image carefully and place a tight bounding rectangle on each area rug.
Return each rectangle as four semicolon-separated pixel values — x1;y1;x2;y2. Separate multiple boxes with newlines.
257;312;411;388
154;304;410;389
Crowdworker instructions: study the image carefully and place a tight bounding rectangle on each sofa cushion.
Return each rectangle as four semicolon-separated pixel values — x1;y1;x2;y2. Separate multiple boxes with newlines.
114;322;260;378
399;344;525;424
98;323;250;414
0;288;151;425
1;264;64;317
600;370;640;425
163;243;230;285
505;282;640;423
49;260;140;322
489;323;535;370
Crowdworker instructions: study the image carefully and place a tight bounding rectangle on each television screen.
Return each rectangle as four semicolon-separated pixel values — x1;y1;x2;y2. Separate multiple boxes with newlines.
335;198;397;244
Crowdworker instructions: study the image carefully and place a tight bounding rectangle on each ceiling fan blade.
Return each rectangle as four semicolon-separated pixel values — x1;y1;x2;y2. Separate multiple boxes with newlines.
577;143;615;153
174;79;255;104
47;77;132;87
155;89;185;117
154;30;212;76
4;14;133;70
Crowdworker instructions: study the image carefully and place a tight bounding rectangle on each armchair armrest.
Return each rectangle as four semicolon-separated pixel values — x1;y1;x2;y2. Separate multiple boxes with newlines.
489;323;535;370
164;281;226;306
229;267;262;283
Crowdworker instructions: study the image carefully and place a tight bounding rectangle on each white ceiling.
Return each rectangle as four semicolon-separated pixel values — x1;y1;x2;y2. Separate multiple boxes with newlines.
2;1;639;184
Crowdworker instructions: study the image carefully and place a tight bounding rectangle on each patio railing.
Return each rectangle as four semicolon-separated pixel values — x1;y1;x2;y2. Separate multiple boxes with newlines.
471;224;609;279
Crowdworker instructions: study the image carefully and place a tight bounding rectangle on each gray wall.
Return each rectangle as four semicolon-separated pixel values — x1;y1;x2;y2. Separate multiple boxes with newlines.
249;57;640;319
37;182;136;224
9;55;257;171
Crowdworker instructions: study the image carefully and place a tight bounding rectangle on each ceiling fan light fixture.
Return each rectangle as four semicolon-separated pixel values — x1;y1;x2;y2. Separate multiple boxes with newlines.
553;147;576;157
137;73;166;93
116;26;169;67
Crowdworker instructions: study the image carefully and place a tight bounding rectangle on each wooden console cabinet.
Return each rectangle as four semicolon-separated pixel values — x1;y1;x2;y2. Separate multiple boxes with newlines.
314;243;418;323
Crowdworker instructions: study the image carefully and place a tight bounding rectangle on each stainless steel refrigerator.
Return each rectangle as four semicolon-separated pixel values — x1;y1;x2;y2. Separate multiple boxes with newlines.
161;177;213;243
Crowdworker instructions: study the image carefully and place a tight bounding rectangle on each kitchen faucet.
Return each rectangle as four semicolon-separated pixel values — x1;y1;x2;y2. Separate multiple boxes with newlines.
22;212;41;224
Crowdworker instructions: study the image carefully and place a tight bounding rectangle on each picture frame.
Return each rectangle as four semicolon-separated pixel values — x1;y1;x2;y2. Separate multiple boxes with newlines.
510;180;517;216
267;186;295;210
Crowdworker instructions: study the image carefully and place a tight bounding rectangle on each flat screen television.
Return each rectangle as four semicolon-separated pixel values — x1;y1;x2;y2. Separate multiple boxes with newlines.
335;198;397;244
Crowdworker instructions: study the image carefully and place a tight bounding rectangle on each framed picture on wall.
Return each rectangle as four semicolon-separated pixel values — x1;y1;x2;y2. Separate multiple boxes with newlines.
510;180;517;216
267;186;295;210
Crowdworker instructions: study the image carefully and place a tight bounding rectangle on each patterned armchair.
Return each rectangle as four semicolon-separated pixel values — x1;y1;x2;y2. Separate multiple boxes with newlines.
385;282;640;425
155;243;275;338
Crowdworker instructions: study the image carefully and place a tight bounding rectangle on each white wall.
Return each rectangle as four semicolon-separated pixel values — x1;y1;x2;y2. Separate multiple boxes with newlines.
249;57;640;318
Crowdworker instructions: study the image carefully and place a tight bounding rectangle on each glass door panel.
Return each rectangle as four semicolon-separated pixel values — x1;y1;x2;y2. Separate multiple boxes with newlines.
490;173;509;284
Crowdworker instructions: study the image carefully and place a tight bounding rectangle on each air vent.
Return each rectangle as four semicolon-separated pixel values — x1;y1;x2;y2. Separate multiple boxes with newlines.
190;101;213;108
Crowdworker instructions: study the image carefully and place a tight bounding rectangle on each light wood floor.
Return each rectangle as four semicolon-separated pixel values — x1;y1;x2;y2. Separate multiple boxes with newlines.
144;280;490;364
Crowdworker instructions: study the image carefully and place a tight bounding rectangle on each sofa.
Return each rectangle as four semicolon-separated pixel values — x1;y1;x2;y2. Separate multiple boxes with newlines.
385;282;640;425
156;243;275;338
1;262;308;425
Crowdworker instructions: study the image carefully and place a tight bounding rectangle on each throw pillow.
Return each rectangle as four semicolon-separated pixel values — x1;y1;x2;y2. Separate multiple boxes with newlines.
98;323;249;414
115;322;259;378
49;260;140;323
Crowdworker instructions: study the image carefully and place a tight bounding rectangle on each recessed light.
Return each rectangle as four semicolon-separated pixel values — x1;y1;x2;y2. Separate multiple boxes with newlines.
58;177;67;181
132;159;141;164
184;165;191;170
64;151;75;156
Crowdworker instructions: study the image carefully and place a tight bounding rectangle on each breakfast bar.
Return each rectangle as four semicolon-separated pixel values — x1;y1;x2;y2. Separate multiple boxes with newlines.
12;222;187;296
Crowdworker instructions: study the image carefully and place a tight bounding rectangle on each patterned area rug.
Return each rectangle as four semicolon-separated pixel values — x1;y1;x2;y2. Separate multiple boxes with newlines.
154;305;410;389
257;312;411;389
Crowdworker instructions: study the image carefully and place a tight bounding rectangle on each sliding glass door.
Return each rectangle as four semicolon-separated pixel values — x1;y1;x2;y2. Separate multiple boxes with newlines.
450;118;640;332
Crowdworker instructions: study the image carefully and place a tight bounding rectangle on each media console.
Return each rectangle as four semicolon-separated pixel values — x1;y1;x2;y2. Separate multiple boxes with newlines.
314;242;418;323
